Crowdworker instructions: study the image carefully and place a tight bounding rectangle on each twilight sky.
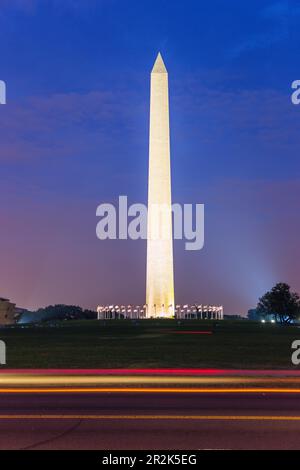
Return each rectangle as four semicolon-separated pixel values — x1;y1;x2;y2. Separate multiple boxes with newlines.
0;0;300;314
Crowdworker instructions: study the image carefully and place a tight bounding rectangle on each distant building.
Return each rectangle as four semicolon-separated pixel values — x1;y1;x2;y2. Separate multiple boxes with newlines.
0;297;17;325
223;314;245;320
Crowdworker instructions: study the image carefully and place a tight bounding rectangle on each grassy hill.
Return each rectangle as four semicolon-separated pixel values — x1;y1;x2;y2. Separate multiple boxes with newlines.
0;319;298;369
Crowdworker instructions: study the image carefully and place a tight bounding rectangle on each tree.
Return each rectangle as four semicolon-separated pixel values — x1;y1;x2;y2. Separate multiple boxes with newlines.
247;309;262;321
257;283;300;324
18;304;97;324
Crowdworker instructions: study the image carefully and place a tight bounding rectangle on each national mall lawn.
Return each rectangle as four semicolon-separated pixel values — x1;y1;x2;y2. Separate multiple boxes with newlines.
0;319;299;369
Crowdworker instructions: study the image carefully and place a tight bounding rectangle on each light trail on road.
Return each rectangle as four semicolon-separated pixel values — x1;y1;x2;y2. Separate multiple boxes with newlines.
1;387;300;393
0;391;299;449
1;375;300;386
1;369;300;392
0;414;300;421
2;368;300;376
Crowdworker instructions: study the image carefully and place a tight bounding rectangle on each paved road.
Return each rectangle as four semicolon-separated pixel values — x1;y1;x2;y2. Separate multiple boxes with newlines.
0;392;300;449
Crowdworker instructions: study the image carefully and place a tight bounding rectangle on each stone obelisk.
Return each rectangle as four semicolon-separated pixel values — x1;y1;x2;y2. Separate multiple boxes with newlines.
146;53;174;318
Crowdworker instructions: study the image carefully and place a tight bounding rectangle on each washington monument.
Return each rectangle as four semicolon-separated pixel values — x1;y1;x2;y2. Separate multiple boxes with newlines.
146;53;175;318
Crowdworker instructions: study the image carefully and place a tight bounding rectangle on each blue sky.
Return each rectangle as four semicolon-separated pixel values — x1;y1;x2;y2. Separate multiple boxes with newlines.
0;0;299;313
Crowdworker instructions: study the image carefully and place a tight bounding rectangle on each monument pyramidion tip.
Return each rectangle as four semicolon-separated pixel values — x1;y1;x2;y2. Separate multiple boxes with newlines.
151;52;167;73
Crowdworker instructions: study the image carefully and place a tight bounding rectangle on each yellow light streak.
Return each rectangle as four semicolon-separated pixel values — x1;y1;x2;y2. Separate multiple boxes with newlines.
0;387;300;393
0;414;299;421
0;375;300;386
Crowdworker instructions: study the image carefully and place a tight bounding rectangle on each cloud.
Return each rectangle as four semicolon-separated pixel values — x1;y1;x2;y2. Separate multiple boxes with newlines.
0;89;137;162
0;0;100;11
228;31;288;59
0;0;36;10
227;1;300;59
1;76;298;171
261;1;300;20
261;1;290;19
173;76;299;154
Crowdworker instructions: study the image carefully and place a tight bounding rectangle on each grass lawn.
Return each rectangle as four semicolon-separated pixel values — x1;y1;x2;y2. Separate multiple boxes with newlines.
0;319;299;369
